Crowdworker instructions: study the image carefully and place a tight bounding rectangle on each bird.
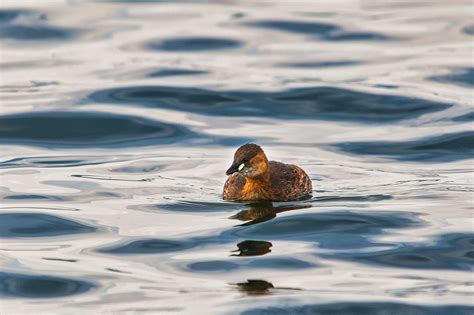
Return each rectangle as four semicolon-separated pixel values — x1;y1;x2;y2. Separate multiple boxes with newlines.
223;144;312;201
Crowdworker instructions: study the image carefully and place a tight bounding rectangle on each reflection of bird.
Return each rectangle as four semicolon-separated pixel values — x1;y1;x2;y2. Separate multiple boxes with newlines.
223;144;312;201
234;279;302;296
231;240;272;256
229;201;311;226
236;280;274;295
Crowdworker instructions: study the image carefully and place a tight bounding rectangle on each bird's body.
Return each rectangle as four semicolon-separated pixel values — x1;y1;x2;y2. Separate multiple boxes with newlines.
223;144;312;201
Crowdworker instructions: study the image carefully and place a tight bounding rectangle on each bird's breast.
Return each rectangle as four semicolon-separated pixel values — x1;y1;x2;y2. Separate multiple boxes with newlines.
240;179;271;200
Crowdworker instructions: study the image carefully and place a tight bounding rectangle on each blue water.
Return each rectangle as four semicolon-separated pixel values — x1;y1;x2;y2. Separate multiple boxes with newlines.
0;1;473;314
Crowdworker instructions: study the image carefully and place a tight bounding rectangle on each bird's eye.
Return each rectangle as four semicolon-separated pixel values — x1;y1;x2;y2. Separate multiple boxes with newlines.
238;163;245;171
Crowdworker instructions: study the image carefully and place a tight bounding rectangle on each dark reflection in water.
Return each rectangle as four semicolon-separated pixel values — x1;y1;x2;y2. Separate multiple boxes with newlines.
325;31;390;41
90;86;450;123
105;204;415;254
230;211;421;250
247;19;390;41
98;238;192;254
98;229;317;273
242;302;474;315
329;233;474;271
235;280;274;296
153;195;389;216
97;210;420;275
1;25;74;41
334;131;474;162
155;201;245;213
4;194;63;201
229;202;311;226
131;210;417;253
108;161;162;174
148;68;208;78
147;37;242;52
271;87;449;122
313;194;392;203
105;267;130;274
188;261;239;272
231;240;272;256
452;112;474;122
187;257;314;273
42;257;78;263
247;20;339;35
0;10;76;41
0;155;119;169
375;84;399;89
0;9;25;23
247;257;315;269
280;60;359;68
0;111;196;148
237;211;407;238
0;272;94;298
429;68;474;88
90;86;238;108
463;25;474;35
0;213;96;238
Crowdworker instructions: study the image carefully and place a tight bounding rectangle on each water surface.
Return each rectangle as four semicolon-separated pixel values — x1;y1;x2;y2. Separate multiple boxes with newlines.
0;0;472;314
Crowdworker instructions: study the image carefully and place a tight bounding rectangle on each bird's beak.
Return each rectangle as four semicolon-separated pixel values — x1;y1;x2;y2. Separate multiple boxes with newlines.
226;163;239;175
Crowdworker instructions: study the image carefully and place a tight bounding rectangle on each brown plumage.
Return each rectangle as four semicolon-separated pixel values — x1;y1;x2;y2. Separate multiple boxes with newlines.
223;144;312;201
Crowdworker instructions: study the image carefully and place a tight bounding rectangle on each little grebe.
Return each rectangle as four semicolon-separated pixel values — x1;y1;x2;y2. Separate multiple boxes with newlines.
223;144;312;201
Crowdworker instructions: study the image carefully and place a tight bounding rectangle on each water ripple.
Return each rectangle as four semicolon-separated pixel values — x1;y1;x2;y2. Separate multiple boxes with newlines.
329;233;474;271
135;200;245;213
0;111;194;148
90;86;238;108
89;86;450;123
231;211;421;244
146;37;242;52
242;302;474;315
429;68;474;88
0;213;96;238
280;60;360;68
333;131;474;162
246;20;339;35
0;10;77;41
463;25;474;35
147;68;208;78
325;31;390;41
98;210;421;259
0;272;95;298
186;256;315;273
271;87;449;122
0;155;122;169
98;238;193;255
452;112;474;123
0;9;26;23
246;19;390;41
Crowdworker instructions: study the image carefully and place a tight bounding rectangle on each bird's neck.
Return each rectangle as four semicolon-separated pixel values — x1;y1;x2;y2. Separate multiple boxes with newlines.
241;171;271;200
254;171;270;184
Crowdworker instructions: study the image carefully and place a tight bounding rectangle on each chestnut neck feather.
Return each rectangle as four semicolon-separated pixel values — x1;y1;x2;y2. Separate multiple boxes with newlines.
242;160;271;199
241;172;271;200
249;169;270;184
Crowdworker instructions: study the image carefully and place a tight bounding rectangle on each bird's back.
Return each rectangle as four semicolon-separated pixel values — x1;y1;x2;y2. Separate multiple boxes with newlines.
267;161;312;201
